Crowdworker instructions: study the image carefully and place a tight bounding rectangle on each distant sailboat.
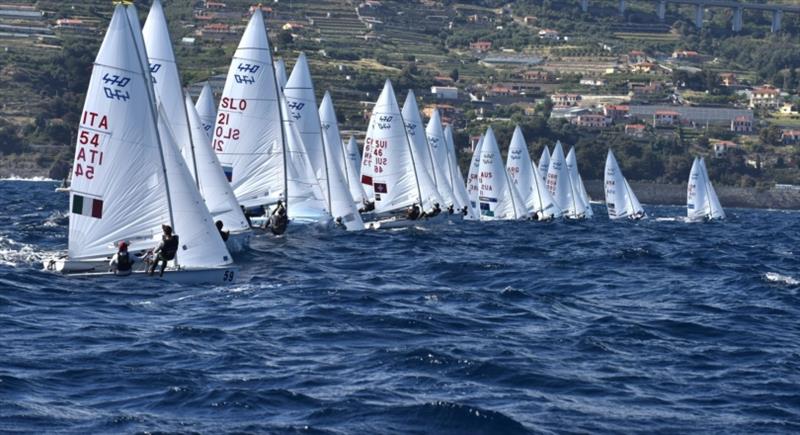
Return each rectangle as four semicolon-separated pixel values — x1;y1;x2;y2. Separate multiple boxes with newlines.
425;109;457;208
360;80;442;228
400;90;444;207
443;124;473;217
604;150;645;220
45;4;236;284
284;53;363;230
143;0;250;250
505;126;560;220
566;147;594;218
465;134;485;219
546;141;588;219
687;157;725;221
478;127;528;220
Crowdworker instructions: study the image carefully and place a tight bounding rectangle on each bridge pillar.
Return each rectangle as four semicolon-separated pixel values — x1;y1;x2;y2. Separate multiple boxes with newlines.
580;0;588;13
732;7;743;32
657;0;666;21
771;10;782;33
694;4;704;29
619;0;625;16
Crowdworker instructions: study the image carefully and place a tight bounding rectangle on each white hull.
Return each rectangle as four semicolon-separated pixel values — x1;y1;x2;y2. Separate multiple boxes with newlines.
365;212;447;229
43;257;238;285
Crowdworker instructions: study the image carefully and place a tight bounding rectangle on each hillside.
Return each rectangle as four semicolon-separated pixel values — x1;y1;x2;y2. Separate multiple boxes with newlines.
1;0;799;190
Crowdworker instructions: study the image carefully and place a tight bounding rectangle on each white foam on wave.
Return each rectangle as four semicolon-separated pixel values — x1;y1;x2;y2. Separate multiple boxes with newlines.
764;272;800;286
654;217;680;222
0;235;60;267
0;175;57;182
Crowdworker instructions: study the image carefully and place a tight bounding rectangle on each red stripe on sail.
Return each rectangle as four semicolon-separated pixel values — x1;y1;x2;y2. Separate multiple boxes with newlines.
91;198;103;218
361;175;373;185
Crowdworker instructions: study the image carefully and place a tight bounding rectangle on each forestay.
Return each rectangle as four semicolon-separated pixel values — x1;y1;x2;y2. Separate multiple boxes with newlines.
213;9;283;208
478;127;528;220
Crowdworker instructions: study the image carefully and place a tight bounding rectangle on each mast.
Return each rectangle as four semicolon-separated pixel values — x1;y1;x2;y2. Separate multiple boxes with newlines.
122;4;176;241
271;59;289;206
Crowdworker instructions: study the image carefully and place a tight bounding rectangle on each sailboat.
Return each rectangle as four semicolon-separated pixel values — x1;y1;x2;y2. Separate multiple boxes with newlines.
44;4;236;284
195;82;216;139
537;146;550;183
425;109;458;209
505;126;560;220
477;127;528;220
465;134;485;219
143;0;251;250
604;149;645;220
443;124;473;218
284;53;363;230
360;80;442;228
401;90;444;209
687;157;725;222
546;141;588;220
319;93;368;209
566;146;594;218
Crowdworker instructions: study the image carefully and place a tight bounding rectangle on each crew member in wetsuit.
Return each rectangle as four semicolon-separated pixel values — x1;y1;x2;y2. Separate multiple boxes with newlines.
265;200;288;235
406;203;421;220
109;241;135;276
216;220;229;241
447;204;454;215
461;206;469;216
428;202;442;218
148;225;179;277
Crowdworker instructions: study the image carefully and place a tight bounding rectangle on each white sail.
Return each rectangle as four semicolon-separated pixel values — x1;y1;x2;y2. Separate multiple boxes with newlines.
284;53;332;206
184;93;250;232
466;134;485;217
275;57;288;89
566;147;593;218
279;94;330;221
701;159;725;220
689;157;725;221
195;82;216;140
401;90;438;194
362;80;440;213
506;126;559;219
604;150;644;219
538;146;551;182
425;109;457;207
68;6;171;260
547;141;586;219
143;0;197;179
478;127;528;220
214;9;283;208
343;135;368;206
157;108;233;268
444;124;472;215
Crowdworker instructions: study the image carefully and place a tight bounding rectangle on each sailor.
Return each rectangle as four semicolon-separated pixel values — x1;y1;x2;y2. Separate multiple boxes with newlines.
359;200;375;213
461;206;469;216
532;211;541;221
406;203;421;220
447;204;454;215
265;200;288;235
429;202;441;217
216;220;230;241
631;210;645;220
109;241;135;276
334;216;346;229
148;225;179;277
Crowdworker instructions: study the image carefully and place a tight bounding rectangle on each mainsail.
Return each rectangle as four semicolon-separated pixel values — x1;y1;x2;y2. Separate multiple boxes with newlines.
213;9;283;208
319;92;368;211
604;149;644;219
478;127;528;220
566;146;593;218
425;109;457;207
343;135;368;206
195;82;216;140
538;146;551;183
506;126;559;219
688;157;725;221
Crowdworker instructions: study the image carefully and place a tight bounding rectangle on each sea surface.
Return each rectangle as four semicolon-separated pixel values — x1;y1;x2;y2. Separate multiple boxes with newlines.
1;179;799;434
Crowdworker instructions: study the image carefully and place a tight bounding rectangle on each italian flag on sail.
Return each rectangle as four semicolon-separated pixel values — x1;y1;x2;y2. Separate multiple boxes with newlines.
71;193;103;219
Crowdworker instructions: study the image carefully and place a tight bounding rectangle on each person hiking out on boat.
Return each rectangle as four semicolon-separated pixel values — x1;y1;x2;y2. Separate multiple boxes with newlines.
406;203;421;220
461;206;469;216
447;204;454;215
359;200;375;213
148;225;179;277
334;216;346;229
425;203;441;218
109;241;135;276
264;200;288;235
216;220;229;241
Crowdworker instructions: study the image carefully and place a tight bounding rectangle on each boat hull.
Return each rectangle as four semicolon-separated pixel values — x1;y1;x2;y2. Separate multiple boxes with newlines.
43;257;239;285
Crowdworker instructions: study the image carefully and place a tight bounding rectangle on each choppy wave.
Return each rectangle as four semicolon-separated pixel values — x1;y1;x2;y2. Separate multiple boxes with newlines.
1;180;799;433
0;175;58;182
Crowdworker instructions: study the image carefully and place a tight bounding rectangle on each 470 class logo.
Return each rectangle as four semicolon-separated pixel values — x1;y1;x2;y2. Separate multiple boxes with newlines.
378;115;393;130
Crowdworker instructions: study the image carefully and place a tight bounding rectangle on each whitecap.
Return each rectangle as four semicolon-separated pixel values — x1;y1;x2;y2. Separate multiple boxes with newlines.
764;272;800;286
0;175;57;182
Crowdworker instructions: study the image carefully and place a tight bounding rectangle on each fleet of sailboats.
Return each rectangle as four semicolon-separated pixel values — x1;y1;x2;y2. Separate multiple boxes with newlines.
44;1;728;282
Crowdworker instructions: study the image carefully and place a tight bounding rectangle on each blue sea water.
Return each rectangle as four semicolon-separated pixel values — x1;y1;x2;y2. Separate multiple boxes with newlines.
0;179;799;434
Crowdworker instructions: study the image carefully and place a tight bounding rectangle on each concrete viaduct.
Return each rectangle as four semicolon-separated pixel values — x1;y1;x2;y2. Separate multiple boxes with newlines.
576;0;800;32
